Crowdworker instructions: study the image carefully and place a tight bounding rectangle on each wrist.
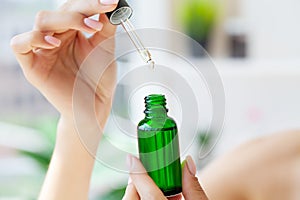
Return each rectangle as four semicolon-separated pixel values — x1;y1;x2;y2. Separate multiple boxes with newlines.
39;117;99;200
54;97;112;159
59;100;112;134
54;116;102;160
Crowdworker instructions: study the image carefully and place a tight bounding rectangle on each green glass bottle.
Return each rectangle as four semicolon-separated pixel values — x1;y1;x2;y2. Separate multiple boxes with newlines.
137;94;182;196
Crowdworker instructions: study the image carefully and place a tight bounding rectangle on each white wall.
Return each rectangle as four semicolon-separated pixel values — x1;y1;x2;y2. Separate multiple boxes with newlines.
215;60;300;154
241;0;300;59
130;0;172;29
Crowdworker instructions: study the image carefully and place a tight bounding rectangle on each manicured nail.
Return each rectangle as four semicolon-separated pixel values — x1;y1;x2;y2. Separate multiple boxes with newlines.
100;0;119;5
186;155;197;176
84;18;103;31
44;35;61;47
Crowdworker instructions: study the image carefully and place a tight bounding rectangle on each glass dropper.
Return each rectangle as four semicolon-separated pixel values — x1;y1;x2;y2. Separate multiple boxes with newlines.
120;18;154;66
105;0;155;68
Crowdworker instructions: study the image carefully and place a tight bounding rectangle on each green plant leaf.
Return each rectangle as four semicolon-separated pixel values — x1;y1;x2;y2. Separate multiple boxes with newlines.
178;0;219;41
18;150;52;171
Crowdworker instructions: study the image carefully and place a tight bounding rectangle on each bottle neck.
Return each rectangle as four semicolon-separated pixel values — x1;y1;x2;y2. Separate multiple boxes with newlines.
144;94;168;119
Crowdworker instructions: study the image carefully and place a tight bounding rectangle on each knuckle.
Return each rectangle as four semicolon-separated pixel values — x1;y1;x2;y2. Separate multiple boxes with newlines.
10;33;31;53
35;10;50;29
10;35;19;51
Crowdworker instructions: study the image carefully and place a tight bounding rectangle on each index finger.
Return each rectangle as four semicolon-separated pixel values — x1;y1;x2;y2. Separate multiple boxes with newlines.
59;0;119;16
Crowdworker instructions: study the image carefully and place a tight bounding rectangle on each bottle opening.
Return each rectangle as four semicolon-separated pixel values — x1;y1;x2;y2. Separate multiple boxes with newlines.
145;94;166;105
144;94;168;118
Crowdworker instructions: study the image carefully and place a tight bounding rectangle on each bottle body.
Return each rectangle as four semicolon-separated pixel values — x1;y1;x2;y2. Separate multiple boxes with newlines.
137;95;182;196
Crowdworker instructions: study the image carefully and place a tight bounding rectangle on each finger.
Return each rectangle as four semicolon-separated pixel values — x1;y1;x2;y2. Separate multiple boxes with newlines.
122;179;139;200
11;31;60;54
88;14;117;47
127;155;167;200
10;31;60;66
59;0;119;16
182;156;208;200
34;11;103;34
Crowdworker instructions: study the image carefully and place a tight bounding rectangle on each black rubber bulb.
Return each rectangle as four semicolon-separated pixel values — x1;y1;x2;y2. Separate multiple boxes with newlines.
105;0;133;25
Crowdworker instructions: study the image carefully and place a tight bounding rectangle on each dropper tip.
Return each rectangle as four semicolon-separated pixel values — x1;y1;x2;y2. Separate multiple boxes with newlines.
147;59;155;70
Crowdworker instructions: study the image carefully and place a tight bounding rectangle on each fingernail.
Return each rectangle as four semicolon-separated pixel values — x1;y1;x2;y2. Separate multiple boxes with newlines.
126;154;133;170
44;35;61;47
100;0;119;5
84;18;103;31
186;155;197;176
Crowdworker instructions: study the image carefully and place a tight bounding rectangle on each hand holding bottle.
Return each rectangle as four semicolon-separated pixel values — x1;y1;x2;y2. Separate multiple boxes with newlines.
123;155;208;200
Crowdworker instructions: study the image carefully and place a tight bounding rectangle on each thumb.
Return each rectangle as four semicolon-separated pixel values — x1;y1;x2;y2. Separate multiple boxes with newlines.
182;156;208;200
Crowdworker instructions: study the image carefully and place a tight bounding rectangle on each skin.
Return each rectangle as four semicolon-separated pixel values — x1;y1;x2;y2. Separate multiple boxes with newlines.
11;0;119;199
10;0;300;199
122;155;208;200
201;130;300;200
10;0;207;199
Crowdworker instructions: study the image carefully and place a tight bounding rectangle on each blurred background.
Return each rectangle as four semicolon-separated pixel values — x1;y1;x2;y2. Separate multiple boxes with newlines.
1;0;300;199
